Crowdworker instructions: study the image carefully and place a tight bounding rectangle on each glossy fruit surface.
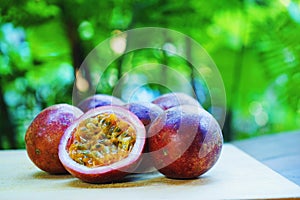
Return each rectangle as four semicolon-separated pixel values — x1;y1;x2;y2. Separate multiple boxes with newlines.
25;104;83;174
124;102;163;130
148;105;223;179
77;94;124;112
58;106;146;183
124;102;164;173
152;92;201;110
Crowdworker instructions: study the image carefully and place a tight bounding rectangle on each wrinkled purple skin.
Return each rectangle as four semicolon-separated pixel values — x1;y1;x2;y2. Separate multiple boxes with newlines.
77;94;124;112
152;92;201;110
124;102;164;173
148;105;223;179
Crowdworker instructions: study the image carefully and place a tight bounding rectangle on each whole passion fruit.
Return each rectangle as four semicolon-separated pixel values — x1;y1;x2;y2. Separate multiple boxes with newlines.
25;104;83;174
152;92;201;110
124;102;164;173
124;102;163;130
58;106;146;183
77;94;124;112
148;105;223;179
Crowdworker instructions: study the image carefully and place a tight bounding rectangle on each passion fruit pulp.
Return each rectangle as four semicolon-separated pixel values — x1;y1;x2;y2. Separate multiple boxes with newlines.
58;106;146;183
152;92;201;110
25;104;83;174
77;94;124;112
148;105;223;179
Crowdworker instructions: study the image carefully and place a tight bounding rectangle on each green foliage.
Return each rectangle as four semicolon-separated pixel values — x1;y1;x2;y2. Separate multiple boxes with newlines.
0;0;300;148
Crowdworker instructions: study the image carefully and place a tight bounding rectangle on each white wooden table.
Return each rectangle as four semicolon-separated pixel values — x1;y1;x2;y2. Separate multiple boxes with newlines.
1;144;300;199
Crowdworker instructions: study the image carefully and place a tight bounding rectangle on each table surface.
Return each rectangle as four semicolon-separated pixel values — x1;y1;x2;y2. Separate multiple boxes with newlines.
1;131;300;199
233;130;300;186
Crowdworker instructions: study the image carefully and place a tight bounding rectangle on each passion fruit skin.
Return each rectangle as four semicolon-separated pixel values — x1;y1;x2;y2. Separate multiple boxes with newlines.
124;102;164;173
148;105;223;179
58;106;146;183
77;94;124;112
152;92;201;110
25;104;83;174
124;102;163;130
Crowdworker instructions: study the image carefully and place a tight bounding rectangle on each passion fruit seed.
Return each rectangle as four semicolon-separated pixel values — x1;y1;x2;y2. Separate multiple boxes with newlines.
68;113;136;168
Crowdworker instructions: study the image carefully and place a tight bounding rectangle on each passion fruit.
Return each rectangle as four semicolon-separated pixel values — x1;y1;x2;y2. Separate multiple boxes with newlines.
124;102;163;130
124;102;164;173
152;92;201;110
58;106;146;183
25;104;83;174
148;105;223;179
77;94;124;112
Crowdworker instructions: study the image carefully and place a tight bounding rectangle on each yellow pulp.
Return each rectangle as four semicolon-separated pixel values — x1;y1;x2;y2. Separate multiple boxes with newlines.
68;113;136;168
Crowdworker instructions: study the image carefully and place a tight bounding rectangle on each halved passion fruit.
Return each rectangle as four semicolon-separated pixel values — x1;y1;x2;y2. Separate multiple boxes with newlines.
58;106;146;183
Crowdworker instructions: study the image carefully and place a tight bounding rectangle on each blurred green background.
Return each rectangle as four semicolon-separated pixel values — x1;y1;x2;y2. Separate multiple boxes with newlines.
0;0;299;149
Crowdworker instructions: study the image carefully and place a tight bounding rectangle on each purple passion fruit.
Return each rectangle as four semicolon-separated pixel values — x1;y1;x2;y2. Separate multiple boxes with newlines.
124;102;164;173
148;105;223;179
152;92;201;110
77;94;124;112
58;106;146;183
25;104;83;174
124;102;164;130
